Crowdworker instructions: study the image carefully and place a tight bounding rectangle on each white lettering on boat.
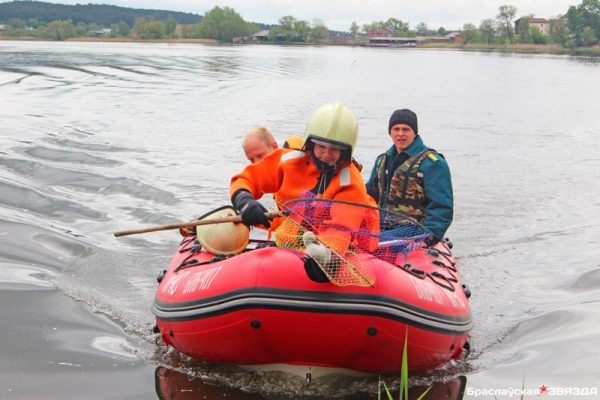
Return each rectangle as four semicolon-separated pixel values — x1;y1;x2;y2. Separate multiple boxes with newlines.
409;276;444;306
443;289;467;310
161;270;192;296
183;266;222;294
431;282;445;305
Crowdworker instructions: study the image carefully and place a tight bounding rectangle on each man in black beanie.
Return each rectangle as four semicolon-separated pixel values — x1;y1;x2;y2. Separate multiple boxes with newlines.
388;109;418;136
366;109;453;246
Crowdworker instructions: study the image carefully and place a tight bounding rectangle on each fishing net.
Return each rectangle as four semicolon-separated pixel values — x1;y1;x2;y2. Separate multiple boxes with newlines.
274;198;429;287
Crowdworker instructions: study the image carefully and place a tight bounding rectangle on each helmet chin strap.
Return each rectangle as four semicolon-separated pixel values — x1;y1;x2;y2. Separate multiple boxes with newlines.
308;149;337;195
309;148;337;171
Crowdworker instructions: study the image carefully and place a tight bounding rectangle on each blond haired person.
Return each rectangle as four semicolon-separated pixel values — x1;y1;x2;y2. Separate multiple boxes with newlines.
242;127;278;164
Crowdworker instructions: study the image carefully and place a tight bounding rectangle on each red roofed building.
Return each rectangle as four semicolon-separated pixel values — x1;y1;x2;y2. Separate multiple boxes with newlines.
515;17;549;35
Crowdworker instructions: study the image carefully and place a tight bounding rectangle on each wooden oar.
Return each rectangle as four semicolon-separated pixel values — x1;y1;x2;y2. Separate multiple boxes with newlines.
113;211;282;237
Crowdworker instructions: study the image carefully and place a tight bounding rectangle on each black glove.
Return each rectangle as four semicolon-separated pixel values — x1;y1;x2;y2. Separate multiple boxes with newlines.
303;256;331;283
232;190;271;228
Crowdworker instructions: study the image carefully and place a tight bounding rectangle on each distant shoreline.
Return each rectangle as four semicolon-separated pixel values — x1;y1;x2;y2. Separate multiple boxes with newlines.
418;42;600;57
0;36;217;44
2;36;599;56
68;37;218;44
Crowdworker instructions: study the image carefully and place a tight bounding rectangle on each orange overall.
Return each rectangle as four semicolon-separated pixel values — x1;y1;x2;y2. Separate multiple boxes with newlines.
230;148;378;253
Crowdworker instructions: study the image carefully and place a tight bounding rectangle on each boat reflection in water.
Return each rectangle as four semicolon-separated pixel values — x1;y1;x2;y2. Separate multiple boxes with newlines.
154;366;467;400
155;366;262;399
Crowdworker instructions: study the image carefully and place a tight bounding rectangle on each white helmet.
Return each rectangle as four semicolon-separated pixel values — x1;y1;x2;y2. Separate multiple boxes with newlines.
303;101;358;159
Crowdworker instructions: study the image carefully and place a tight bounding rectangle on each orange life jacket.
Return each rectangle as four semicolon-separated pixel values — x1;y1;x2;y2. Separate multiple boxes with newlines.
230;148;379;253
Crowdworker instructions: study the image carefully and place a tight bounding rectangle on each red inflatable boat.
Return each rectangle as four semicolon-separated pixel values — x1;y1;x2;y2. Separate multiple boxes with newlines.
153;201;472;374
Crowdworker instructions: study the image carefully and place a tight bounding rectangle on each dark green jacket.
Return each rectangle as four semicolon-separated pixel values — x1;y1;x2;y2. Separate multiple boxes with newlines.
366;136;453;242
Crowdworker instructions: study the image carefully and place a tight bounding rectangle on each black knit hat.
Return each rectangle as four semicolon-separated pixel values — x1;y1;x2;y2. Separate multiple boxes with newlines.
388;109;418;135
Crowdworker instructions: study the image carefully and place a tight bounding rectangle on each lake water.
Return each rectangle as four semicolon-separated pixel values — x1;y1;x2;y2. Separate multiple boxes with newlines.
1;40;599;399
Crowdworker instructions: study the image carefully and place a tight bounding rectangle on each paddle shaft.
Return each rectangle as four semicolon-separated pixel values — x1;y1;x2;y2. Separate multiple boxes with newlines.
113;211;280;237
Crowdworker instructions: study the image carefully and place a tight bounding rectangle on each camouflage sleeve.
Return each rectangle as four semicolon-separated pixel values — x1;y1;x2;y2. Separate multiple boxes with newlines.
421;154;453;241
365;155;383;202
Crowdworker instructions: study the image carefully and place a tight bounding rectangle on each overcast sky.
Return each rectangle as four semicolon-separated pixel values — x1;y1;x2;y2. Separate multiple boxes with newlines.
24;0;578;30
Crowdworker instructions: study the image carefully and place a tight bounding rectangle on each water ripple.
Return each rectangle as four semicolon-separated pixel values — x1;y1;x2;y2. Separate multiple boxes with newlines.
21;145;123;166
0;156;177;204
572;268;600;291
0;178;106;222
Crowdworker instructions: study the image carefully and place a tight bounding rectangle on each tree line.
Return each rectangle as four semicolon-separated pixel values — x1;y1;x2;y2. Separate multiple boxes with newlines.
266;16;329;42
458;1;599;47
0;1;201;26
0;0;205;40
349;1;599;48
3;0;598;47
0;5;327;43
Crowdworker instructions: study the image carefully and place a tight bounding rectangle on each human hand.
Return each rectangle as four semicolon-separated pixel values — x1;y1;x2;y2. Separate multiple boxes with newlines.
302;231;318;247
304;243;332;266
240;200;270;227
232;191;271;228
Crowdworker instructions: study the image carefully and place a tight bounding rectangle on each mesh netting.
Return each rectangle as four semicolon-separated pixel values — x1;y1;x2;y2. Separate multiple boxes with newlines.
274;198;428;287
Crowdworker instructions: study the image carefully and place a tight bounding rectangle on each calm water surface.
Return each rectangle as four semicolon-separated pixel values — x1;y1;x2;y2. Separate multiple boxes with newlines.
1;40;599;399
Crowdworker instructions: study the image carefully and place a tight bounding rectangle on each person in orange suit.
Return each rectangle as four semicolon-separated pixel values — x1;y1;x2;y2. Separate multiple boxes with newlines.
230;102;378;260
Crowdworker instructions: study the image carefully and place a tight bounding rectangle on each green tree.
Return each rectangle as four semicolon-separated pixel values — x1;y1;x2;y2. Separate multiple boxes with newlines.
549;17;571;47
349;21;359;39
581;25;598;45
497;4;517;43
117;21;129;36
27;18;44;28
310;19;328;41
144;21;164;39
277;14;297;40
110;23;119;37
580;0;600;38
479;19;496;44
294;19;311;40
279;15;296;29
530;26;546;44
415;22;428;35
39;19;75;40
517;15;532;43
87;23;100;36
269;15;302;42
194;6;254;42
164;15;176;37
437;26;447;36
566;5;586;45
73;21;88;36
8;17;26;29
385;18;405;32
133;17;164;39
384;18;411;36
462;23;479;44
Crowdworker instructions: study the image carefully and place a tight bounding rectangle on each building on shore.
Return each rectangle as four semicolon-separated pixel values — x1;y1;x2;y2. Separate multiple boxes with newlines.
233;30;270;44
515;17;549;35
92;28;113;37
368;32;463;47
368;36;417;47
445;32;464;43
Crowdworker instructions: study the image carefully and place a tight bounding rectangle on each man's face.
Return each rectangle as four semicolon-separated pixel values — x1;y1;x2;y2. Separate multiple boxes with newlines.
390;123;416;152
244;139;275;164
